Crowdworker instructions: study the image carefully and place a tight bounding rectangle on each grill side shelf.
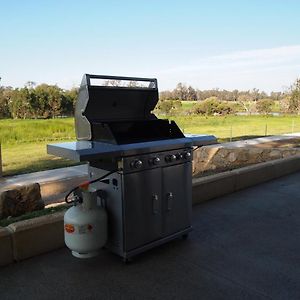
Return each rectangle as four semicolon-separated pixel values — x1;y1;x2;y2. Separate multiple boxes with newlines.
47;139;195;162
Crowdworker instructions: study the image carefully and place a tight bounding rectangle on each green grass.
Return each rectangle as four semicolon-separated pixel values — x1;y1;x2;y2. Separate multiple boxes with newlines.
180;101;197;110
0;118;75;145
169;115;300;139
0;118;78;176
1;115;300;176
0;204;68;227
2;141;80;176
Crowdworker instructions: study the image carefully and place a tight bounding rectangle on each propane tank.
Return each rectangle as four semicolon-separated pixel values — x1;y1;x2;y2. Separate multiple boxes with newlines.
64;186;107;258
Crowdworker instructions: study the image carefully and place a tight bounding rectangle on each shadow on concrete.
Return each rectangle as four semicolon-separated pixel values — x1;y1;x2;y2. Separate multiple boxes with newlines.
1;172;300;299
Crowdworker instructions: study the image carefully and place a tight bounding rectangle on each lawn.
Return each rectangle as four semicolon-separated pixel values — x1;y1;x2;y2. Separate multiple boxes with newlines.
1;115;300;176
171;115;300;139
0;118;77;176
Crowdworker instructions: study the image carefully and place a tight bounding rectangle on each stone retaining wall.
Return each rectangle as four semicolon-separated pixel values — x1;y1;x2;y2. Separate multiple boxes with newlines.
193;145;300;176
1;154;300;266
0;144;2;177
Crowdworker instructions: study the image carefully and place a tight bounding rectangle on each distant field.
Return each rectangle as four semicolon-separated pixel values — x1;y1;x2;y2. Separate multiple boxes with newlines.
171;115;300;138
180;101;197;110
0;118;75;145
1;115;300;176
0;118;76;176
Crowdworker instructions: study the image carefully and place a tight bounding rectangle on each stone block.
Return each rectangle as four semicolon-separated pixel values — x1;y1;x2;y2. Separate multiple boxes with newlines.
0;183;44;219
272;155;300;178
8;211;65;261
192;171;236;204
40;175;88;199
0;227;13;266
235;161;277;191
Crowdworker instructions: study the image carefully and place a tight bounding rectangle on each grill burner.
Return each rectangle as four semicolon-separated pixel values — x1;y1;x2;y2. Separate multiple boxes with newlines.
47;74;216;261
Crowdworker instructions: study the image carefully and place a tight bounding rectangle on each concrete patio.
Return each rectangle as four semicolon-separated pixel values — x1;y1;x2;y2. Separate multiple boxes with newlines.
1;171;300;299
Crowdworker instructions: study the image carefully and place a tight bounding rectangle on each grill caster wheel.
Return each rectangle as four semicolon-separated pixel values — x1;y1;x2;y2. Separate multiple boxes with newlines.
182;233;189;240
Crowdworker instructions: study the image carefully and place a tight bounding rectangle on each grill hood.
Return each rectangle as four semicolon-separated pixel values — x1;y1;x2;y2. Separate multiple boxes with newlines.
75;74;160;141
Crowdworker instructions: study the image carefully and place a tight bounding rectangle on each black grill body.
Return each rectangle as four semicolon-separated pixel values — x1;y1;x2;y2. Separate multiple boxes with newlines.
47;74;216;260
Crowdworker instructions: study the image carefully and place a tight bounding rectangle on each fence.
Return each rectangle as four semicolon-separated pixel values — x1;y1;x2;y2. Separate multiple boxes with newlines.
224;121;300;142
179;120;300;143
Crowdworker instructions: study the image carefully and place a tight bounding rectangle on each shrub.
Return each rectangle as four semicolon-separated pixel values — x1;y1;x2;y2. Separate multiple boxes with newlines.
155;100;182;115
192;97;235;115
256;99;274;115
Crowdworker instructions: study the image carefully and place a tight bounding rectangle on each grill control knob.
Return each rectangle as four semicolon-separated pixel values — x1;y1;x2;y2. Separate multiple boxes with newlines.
152;157;161;165
131;159;143;169
176;153;183;160
183;151;191;159
165;154;176;163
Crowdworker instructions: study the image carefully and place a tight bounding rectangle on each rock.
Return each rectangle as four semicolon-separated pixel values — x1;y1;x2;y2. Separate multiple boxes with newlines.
236;150;249;162
228;152;237;162
269;149;281;158
0;183;44;219
248;148;264;160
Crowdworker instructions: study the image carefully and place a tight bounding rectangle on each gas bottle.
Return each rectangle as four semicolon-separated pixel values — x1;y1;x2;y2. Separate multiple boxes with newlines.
64;187;107;258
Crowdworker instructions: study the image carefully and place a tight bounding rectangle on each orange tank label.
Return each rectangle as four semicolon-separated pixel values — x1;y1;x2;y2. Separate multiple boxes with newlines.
65;224;75;233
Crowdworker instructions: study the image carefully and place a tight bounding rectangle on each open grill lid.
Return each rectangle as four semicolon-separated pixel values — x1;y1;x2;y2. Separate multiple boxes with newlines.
75;74;159;141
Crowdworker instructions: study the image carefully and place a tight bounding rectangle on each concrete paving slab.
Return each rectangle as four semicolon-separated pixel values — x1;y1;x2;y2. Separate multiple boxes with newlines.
1;172;300;299
0;165;88;191
0;165;89;204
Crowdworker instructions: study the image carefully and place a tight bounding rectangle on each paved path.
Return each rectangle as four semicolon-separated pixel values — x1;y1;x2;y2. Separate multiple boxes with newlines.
1;172;300;299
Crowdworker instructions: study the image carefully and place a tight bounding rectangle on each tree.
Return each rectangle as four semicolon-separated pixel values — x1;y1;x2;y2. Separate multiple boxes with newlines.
174;83;188;100
155;100;182;115
0;87;12;118
187;86;197;101
192;97;234;116
45;85;63;118
280;79;300;114
34;84;63;118
8;88;32;119
270;91;283;101
232;89;239;102
290;78;300;113
237;94;252;114
61;88;78;116
251;88;260;102
159;90;174;101
256;99;274;115
156;100;173;114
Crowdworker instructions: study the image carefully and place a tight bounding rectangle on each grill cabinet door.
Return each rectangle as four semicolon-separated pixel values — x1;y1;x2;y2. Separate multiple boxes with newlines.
162;162;192;236
123;168;162;251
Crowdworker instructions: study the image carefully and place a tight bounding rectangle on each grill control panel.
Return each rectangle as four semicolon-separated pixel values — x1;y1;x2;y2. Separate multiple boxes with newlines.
122;148;193;172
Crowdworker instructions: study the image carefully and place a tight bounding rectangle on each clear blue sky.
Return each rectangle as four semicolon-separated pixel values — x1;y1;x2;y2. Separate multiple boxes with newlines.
1;0;300;92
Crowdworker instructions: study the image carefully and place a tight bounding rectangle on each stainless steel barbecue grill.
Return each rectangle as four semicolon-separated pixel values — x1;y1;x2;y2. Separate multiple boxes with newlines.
47;74;216;261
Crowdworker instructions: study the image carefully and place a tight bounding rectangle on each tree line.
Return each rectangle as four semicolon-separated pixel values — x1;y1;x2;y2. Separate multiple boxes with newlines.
0;82;78;119
0;78;300;119
159;82;287;102
158;79;300;115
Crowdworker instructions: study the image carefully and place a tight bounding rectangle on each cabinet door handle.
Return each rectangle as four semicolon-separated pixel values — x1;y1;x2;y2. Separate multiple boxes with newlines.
152;194;159;214
166;192;173;211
